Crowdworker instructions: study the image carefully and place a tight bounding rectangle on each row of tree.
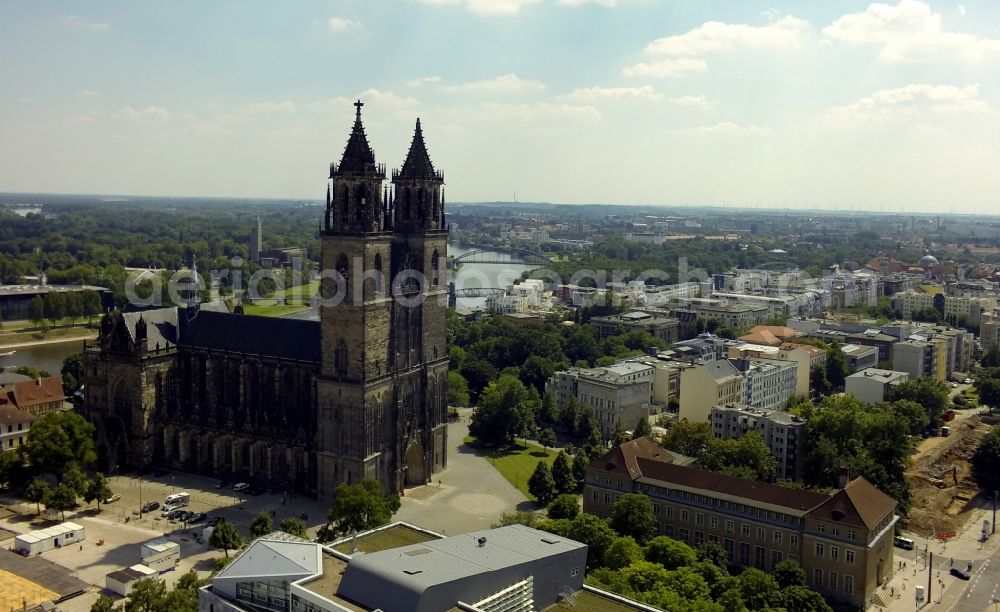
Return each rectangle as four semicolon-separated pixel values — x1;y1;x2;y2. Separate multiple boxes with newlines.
25;290;104;326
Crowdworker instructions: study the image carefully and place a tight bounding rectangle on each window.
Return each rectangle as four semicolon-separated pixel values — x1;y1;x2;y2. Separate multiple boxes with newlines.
790;534;799;548
708;534;719;544
710;516;719;529
829;571;839;591
653;504;659;515
815;543;825;557
694;531;705;545
813;568;823;587
789;553;799;564
771;550;783;567
725;520;734;534
817;524;825;533
773;531;783;545
755;546;766;569
848;529;856;540
832;527;840;536
571;568;579;577
757;527;766;542
739;543;751;566
591;491;598;502
680;509;689;522
665;525;675;537
844;575;854;595
831;546;839;561
696;513;704;526
724;539;734;557
846;550;855;564
603;493;610;504
666;506;674;519
741;524;751;536
679;528;689;542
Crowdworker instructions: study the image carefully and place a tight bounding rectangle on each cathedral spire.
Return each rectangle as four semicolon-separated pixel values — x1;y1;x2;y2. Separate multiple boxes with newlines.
396;118;440;181
336;99;378;174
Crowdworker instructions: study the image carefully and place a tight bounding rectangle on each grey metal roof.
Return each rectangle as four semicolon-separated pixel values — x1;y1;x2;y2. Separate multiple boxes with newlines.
338;525;585;601
215;538;321;580
704;359;741;382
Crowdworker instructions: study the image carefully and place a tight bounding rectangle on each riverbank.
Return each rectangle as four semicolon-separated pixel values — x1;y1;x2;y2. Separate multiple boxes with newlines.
0;327;97;349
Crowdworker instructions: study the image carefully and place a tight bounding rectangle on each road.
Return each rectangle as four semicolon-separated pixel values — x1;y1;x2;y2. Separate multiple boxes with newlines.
951;557;1000;612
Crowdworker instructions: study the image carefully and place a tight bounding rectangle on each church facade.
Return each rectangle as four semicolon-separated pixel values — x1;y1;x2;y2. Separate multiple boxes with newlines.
81;103;448;498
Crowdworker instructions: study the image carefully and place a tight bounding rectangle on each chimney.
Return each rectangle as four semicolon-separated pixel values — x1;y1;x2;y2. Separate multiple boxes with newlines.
837;465;851;488
477;537;487;548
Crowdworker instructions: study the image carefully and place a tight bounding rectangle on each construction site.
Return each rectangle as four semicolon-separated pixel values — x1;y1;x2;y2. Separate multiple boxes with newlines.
905;411;996;538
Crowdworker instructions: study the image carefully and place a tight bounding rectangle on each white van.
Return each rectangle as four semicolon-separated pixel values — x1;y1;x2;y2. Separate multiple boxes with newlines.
894;536;915;550
163;492;190;509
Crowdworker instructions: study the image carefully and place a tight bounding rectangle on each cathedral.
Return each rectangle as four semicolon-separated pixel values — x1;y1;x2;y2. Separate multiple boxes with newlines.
81;102;449;499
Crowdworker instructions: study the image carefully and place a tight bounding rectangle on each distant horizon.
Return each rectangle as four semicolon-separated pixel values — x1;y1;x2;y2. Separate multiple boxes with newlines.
2;190;999;219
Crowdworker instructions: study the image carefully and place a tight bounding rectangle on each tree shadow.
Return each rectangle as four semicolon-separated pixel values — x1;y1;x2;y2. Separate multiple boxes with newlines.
529;451;549;458
515;500;540;512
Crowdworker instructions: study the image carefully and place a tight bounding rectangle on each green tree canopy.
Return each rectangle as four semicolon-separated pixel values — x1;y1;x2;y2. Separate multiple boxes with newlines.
250;511;273;538
605;536;644;570
469;375;537;446
24;477;50;514
547;493;580;520
47;483;78;521
610;493;656;544
645;535;697;570
887;377;950;424
321;479;399;540
19;411;96;479
528;460;557;506
84;472;113;510
972;428;1000;494
447;371;470;407
279;517;308;539
123;578;167;612
551;450;574;494
209;519;243;557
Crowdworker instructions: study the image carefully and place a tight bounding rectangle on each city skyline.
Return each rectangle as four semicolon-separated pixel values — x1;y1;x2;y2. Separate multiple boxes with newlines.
3;0;1000;213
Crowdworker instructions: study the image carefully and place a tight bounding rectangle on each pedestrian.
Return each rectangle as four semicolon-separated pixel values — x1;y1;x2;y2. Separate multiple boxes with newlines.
950;557;953;567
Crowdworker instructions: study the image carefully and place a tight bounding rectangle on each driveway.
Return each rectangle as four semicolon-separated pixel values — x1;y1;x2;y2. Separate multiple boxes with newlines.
393;410;531;535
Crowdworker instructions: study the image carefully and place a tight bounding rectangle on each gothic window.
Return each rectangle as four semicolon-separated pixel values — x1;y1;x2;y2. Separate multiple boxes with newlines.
340;185;349;225
337;254;350;303
431;250;440;286
374;253;383;294
335;340;348;375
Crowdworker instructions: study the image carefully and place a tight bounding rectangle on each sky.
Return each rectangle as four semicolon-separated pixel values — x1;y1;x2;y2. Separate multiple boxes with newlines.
2;1;1000;213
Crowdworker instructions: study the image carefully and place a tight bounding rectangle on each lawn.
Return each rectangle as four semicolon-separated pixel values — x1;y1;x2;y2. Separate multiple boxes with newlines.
241;302;311;317
464;436;559;499
332;524;439;554
0;326;97;348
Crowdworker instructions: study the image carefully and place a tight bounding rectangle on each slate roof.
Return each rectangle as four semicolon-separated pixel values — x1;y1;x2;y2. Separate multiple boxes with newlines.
396;119;439;181
122;307;178;348
704;359;742;383
336;102;379;175
179;310;321;363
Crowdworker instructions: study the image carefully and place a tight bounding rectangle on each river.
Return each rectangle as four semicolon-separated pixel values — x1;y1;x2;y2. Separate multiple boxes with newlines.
0;339;84;377
284;243;535;321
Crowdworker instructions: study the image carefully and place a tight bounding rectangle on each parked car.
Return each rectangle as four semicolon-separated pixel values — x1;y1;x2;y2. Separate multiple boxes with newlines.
950;567;971;580
964;378;973;384
188;512;208;524
141;501;160;513
248;484;266;496
165;509;186;520
233;482;250;493
103;494;122;504
214;480;229;489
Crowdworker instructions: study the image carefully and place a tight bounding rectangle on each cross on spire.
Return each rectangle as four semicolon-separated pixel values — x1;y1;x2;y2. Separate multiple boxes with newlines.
354;99;364;117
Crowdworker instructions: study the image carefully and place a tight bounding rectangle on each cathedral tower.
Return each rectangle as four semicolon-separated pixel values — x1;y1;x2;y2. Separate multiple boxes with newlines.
316;102;448;498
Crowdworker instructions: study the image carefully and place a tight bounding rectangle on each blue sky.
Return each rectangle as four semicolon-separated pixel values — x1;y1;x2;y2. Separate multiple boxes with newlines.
2;1;1000;212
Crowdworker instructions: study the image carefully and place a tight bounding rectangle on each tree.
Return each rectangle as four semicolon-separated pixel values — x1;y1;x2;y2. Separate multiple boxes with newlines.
520;355;557;395
250;511;273;538
162;571;204;612
322;479;399;540
279;517;308;538
810;362;830;397
460;357;498;404
43;291;66;326
972;428;1000;493
19;411;96;479
695;541;730;569
571;451;589;492
887;399;929;435
548;494;580;520
28;295;45;327
605;536;644;569
781;586;833;612
469;375;536;446
528;460;557;506
610;421;628;447
551;451;574;494
825;343;848;389
123;577;167;612
737;567;782;611
888;377;950;423
61;352;86;396
90;594;116;612
977;376;1000;414
62;463;90;497
540;392;558;425
644;535;697;570
773;559;807;588
447;371;470;407
632;416;652;440
47;483;78;521
64;291;83;323
24;477;50;514
610;493;656;544
537;427;556;450
983;346;1000;368
558;397;581;434
567;513;617;568
84;472;113;510
661;419;714;457
210;519;243;557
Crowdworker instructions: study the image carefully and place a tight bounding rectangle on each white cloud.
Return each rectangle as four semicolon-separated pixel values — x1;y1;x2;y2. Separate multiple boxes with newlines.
358;88;419;111
65;16;110;30
669;94;717;108
822;0;1000;62
622;58;707;78
644;15;809;56
566;85;663;101
240;100;297;114
479;101;600;122
443;73;545;93
328;17;362;31
114;106;169;120
684;122;771;136
416;0;541;16
407;76;443;87
557;0;637;7
958;5;967;17
77;90;100;98
826;83;993;123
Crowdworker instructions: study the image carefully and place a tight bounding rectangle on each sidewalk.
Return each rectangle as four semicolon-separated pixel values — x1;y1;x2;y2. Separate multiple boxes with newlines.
873;498;1000;611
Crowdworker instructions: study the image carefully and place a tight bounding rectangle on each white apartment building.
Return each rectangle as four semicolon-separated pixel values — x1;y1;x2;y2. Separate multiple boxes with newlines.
892;290;997;323
845;369;909;404
679;360;746;423
546;362;654;436
983;309;1000;353
739;359;799;412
